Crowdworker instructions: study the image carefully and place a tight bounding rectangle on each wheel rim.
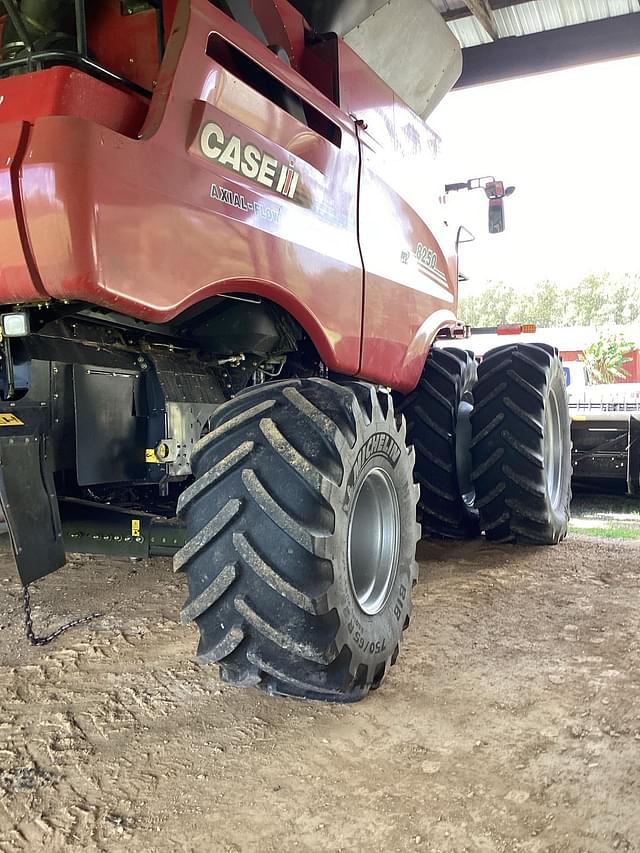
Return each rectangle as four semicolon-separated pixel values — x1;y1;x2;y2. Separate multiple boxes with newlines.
347;466;400;615
544;387;563;510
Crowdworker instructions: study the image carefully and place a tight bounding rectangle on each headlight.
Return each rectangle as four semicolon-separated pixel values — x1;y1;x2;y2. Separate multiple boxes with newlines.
1;312;30;338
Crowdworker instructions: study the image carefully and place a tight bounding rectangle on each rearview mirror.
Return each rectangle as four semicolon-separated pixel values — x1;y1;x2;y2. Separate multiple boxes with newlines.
488;198;505;234
444;176;515;234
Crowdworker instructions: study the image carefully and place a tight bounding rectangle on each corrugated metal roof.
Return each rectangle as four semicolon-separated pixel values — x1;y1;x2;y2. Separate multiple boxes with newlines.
432;0;640;47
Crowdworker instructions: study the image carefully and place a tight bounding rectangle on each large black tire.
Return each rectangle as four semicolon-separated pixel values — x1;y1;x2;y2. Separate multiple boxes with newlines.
471;343;572;544
396;347;480;539
175;378;420;703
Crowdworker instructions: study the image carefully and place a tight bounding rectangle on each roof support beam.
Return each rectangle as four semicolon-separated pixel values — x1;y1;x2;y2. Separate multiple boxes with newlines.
443;0;531;23
460;0;498;39
455;12;640;88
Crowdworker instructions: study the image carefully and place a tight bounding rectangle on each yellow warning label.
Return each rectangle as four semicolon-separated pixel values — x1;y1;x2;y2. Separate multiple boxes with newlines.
131;519;141;537
0;413;24;427
145;448;160;463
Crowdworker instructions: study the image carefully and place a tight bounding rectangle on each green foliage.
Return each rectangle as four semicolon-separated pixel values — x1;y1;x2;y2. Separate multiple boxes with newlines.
568;524;640;540
457;282;518;326
458;273;640;328
581;331;634;384
565;274;610;326
570;495;640;540
515;279;566;328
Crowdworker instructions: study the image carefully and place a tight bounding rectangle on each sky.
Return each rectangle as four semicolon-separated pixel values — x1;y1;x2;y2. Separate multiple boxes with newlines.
429;55;640;293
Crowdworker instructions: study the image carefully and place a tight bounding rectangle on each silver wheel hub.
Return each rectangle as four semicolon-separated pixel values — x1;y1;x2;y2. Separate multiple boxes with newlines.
456;398;476;509
347;466;400;616
544;387;563;511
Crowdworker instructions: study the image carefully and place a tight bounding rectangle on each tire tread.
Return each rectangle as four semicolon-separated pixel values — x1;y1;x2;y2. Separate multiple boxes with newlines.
471;343;571;544
177;378;418;702
398;347;479;539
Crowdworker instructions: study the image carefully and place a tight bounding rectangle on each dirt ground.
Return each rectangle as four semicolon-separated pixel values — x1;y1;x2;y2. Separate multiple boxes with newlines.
0;532;639;853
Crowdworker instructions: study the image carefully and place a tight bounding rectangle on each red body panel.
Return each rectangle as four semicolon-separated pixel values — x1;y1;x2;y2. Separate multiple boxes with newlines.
0;67;148;136
88;2;160;93
339;44;457;389
250;0;307;71
0;0;457;391
0;122;47;302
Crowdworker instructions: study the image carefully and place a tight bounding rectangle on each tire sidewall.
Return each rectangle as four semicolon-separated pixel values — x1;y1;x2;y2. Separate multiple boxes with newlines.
454;357;478;520
320;410;417;675
545;360;572;530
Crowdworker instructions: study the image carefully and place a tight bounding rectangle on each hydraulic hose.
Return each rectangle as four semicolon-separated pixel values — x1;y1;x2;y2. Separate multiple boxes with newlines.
1;0;77;60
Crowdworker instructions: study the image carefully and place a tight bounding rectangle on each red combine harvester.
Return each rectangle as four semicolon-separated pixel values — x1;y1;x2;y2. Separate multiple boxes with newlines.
0;0;572;701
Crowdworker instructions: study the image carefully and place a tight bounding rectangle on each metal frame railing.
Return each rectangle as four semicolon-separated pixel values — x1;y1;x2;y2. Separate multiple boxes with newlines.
569;399;640;413
0;0;162;98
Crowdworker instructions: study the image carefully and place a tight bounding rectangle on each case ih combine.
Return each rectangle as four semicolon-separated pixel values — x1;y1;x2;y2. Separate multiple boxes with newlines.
0;0;571;701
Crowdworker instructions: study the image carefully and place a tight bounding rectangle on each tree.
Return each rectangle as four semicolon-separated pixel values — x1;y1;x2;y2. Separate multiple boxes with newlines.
458;282;519;326
565;274;611;326
608;274;640;325
513;280;564;327
581;331;634;384
458;273;640;328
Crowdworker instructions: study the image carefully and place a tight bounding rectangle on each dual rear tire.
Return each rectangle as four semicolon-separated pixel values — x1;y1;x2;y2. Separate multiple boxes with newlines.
401;343;571;544
471;342;572;544
396;347;479;539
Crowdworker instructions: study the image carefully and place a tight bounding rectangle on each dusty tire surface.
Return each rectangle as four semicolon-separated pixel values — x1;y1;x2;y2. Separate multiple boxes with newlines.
397;347;479;539
471;343;572;544
175;378;420;702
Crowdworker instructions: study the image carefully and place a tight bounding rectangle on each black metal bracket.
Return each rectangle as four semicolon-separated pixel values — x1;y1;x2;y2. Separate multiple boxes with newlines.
571;413;640;496
60;499;185;559
0;432;65;584
628;415;640;496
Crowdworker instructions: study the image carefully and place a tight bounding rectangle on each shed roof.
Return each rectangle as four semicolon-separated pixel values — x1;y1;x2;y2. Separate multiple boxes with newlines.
432;0;640;85
436;0;639;47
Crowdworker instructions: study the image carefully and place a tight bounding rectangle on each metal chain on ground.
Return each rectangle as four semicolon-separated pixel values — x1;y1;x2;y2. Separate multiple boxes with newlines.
22;584;102;647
